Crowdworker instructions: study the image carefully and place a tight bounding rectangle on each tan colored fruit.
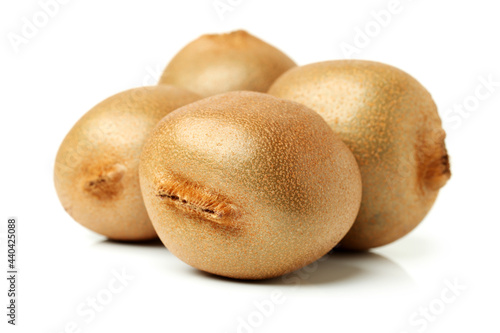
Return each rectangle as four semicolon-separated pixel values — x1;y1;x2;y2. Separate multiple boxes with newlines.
54;86;201;241
158;30;296;98
269;60;451;250
139;91;362;279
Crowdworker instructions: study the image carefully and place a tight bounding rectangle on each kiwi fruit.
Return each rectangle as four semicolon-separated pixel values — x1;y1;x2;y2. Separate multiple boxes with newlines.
158;30;296;98
54;85;201;241
139;91;362;279
268;60;451;250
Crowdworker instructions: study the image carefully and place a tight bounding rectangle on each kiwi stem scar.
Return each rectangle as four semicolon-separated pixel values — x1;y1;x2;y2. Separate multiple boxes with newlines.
156;177;240;225
83;163;126;199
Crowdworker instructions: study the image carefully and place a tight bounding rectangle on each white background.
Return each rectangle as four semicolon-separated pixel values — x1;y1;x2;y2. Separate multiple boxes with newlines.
1;0;499;332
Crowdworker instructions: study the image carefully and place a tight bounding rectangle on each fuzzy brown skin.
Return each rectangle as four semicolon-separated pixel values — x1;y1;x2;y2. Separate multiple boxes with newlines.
158;30;296;98
139;91;362;279
54;86;201;241
268;60;451;250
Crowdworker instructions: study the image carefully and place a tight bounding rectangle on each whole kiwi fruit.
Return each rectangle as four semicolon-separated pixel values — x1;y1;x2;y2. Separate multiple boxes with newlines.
268;60;451;250
54;85;201;241
139;91;362;279
158;30;296;98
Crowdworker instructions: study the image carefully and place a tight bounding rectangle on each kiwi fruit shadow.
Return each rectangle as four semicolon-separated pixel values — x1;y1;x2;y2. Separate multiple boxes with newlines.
189;251;414;288
92;235;415;290
97;238;165;248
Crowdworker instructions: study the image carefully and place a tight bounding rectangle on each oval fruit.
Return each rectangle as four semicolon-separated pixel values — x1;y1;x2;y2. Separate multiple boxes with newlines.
139;91;362;279
269;60;451;250
158;30;296;98
54;85;201;241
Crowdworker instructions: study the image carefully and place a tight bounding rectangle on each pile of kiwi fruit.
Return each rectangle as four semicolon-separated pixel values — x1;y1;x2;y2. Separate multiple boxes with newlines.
54;30;450;280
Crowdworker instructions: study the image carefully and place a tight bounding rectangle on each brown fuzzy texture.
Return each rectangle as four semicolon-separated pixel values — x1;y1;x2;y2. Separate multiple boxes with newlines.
158;30;296;97
54;86;201;241
269;60;451;250
139;91;362;279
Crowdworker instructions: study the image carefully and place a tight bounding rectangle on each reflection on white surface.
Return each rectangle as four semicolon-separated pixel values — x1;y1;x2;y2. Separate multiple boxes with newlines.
91;239;415;291
86;240;418;333
187;250;415;292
